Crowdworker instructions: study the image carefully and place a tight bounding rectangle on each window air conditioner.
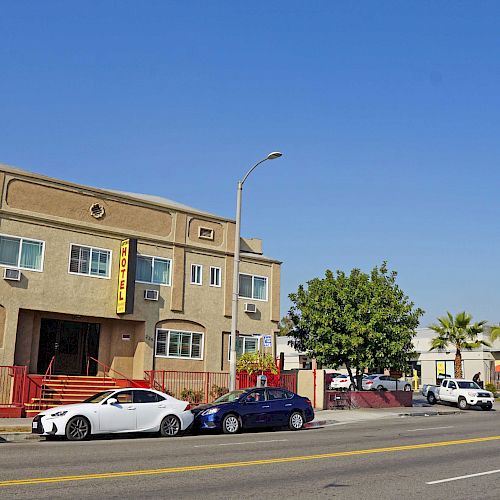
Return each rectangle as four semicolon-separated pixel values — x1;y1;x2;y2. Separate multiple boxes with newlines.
244;303;256;313
3;268;21;281
144;289;159;301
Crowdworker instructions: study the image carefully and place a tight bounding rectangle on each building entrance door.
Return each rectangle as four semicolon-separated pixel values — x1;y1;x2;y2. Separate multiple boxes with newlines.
37;319;100;375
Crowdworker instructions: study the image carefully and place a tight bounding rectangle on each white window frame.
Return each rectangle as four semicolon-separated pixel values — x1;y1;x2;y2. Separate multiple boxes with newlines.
68;243;112;279
198;227;215;240
228;334;261;360
190;264;203;285
209;266;221;287
155;328;204;360
238;273;269;301
136;254;172;286
0;233;45;272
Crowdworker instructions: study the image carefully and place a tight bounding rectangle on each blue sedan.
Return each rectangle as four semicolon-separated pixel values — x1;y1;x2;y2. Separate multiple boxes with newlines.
192;387;315;434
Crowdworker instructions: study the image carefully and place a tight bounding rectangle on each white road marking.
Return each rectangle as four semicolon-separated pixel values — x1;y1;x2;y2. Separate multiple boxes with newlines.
427;469;500;485
194;439;288;448
407;426;454;432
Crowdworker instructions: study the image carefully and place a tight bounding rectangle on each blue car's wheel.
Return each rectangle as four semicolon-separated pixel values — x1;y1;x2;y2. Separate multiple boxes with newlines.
288;411;304;431
222;414;240;434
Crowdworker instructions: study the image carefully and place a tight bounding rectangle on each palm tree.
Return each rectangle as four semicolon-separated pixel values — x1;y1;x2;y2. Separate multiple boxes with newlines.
490;325;500;343
429;312;489;378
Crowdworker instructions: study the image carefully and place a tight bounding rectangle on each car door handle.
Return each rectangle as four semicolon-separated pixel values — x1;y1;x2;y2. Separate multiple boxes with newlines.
158;405;166;408
261;405;270;408
127;407;136;410
285;404;292;407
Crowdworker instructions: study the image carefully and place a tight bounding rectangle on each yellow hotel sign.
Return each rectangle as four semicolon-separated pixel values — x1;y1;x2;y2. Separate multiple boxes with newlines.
116;238;137;314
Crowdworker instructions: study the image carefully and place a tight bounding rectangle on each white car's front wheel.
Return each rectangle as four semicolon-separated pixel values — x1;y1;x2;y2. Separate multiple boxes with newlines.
160;415;181;437
458;397;469;410
65;416;91;441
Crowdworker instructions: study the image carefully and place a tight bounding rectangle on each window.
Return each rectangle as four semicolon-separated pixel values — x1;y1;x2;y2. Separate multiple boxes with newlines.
133;390;164;403
198;227;214;240
191;264;202;285
155;329;203;359
228;335;260;359
0;234;44;271
210;266;221;287
267;388;287;400
136;255;171;285
238;273;268;300
448;381;457;390
115;391;133;404
244;389;266;403
69;244;111;278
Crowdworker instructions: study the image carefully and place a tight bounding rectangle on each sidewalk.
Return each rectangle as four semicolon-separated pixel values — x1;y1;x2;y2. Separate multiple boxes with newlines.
306;402;464;428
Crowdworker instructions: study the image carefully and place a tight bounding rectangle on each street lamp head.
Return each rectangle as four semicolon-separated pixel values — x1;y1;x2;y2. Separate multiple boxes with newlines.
266;151;283;160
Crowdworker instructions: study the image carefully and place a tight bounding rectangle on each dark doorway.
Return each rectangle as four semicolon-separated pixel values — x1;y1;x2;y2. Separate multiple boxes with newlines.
37;319;100;375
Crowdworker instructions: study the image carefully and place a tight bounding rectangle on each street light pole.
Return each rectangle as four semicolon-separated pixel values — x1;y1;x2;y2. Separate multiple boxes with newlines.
228;152;283;391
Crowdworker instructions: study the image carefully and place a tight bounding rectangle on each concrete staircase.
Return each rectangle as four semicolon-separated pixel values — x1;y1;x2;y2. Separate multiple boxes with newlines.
24;375;121;417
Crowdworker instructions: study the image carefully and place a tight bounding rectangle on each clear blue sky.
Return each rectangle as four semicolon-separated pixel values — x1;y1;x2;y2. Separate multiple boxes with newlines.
1;1;499;326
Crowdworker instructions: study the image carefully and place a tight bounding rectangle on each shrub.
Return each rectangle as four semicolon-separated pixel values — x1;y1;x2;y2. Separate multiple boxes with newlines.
236;351;278;375
180;388;204;403
485;383;498;396
210;384;229;400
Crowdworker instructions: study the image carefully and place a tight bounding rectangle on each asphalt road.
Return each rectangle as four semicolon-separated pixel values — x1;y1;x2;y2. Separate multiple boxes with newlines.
0;410;499;499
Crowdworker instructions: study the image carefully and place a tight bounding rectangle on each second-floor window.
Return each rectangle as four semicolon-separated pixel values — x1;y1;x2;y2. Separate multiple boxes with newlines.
191;264;202;285
239;273;268;300
210;266;221;287
136;255;171;285
0;234;44;271
69;244;111;278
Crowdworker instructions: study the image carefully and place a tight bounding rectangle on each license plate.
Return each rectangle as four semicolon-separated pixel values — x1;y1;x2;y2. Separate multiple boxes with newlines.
32;422;38;429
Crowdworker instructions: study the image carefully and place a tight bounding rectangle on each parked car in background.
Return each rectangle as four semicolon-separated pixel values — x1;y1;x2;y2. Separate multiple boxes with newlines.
328;373;355;391
362;374;411;392
32;388;194;441
192;387;314;434
422;378;494;410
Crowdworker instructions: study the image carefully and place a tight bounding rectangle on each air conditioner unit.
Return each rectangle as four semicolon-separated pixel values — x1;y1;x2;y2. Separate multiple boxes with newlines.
3;268;21;281
244;303;256;313
144;289;159;301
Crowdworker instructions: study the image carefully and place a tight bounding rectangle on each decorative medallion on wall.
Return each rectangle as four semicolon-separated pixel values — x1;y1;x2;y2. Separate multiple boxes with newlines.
90;202;106;219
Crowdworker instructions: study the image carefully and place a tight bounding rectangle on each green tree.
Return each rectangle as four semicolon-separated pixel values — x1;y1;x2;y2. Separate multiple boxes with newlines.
288;262;423;389
277;315;295;336
429;312;489;378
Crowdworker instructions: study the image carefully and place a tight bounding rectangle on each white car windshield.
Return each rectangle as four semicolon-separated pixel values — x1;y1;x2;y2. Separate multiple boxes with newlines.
457;381;481;389
83;390;116;403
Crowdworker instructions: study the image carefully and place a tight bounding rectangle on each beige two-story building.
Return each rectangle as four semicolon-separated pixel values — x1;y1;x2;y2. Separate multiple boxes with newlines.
0;163;281;379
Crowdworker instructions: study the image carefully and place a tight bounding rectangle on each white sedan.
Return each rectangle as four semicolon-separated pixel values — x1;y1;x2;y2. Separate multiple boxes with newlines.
32;388;194;441
362;374;412;391
329;374;355;391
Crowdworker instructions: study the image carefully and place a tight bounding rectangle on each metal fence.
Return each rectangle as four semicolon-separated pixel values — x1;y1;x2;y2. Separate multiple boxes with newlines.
144;370;298;404
0;366;27;407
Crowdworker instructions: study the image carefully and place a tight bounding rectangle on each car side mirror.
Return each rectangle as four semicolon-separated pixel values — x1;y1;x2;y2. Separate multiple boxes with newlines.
107;398;118;405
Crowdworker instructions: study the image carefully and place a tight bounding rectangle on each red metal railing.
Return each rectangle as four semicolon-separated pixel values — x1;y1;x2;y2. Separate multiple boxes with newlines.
87;356;143;388
0;366;27;407
144;370;298;403
145;370;230;404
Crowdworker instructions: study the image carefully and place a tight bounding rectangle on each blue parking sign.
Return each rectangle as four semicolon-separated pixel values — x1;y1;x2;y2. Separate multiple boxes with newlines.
263;335;272;348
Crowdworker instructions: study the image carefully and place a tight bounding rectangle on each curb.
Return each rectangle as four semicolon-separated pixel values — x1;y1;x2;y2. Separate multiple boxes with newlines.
305;419;338;428
0;432;41;443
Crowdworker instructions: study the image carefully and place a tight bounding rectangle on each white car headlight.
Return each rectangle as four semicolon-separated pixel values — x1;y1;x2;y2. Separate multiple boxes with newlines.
201;408;220;416
50;410;68;417
467;391;478;397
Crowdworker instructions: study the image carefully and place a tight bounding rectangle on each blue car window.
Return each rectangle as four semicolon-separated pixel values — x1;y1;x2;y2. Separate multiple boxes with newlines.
267;389;287;400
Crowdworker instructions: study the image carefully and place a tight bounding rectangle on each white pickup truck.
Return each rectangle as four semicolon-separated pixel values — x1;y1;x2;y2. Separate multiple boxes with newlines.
421;378;494;410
